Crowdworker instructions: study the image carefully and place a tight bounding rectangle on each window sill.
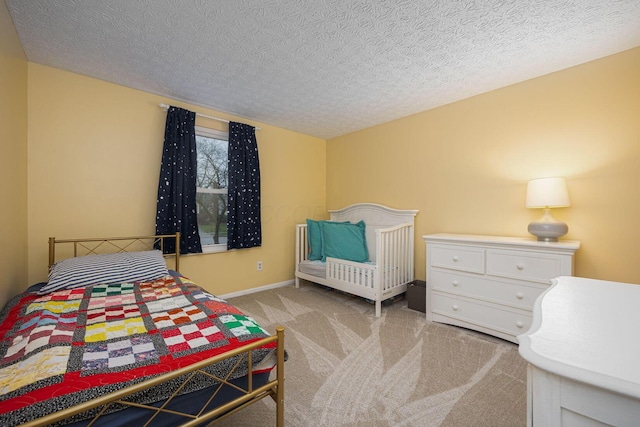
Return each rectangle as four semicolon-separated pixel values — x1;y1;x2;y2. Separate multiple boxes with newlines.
201;244;227;254
175;245;227;258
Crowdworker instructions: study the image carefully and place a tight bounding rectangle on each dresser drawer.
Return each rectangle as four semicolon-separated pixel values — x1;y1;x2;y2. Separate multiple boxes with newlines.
486;249;562;284
431;270;546;310
431;293;532;337
429;244;485;274
424;234;579;343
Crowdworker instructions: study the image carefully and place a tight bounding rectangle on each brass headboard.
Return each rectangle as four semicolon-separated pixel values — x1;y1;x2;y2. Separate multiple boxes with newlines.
48;233;181;272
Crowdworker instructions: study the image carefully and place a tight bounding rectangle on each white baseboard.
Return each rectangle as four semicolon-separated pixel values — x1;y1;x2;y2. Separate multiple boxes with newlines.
219;279;294;300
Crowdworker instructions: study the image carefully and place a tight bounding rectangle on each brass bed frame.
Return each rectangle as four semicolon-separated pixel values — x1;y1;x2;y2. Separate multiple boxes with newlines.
24;233;285;427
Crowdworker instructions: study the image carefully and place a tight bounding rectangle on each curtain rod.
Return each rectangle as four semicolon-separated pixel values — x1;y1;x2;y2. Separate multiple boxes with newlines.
158;103;260;130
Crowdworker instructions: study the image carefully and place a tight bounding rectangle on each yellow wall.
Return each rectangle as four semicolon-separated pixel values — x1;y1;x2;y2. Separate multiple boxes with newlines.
27;64;326;295
13;29;640;299
328;47;640;284
0;2;28;308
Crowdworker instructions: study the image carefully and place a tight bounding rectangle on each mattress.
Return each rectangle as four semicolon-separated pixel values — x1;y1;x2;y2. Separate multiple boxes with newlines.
298;260;326;277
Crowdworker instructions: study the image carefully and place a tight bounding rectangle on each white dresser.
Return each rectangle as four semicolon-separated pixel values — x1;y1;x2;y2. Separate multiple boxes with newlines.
518;276;640;427
423;234;580;343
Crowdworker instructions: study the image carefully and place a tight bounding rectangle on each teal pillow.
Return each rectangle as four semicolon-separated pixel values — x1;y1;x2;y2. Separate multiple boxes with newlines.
306;219;324;260
320;220;369;263
306;219;350;260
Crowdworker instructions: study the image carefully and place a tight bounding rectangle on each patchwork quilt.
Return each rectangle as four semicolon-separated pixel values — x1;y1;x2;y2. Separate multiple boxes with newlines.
0;274;275;426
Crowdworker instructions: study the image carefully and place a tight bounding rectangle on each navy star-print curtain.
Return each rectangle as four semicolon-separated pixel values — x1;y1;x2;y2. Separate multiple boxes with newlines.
155;106;202;254
227;122;262;249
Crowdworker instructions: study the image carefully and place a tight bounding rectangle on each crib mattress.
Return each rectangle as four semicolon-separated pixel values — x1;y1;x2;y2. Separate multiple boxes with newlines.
298;260;326;277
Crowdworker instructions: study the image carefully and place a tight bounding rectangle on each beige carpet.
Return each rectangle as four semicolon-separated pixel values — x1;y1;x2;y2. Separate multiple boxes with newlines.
214;281;527;427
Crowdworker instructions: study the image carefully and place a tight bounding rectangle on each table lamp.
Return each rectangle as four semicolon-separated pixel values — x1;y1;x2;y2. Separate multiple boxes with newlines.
526;177;570;242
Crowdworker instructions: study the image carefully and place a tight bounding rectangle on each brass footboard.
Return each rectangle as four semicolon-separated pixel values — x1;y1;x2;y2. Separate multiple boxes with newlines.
21;327;285;427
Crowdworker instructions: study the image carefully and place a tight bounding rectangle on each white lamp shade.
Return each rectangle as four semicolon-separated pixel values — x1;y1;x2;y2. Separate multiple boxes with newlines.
526;177;570;208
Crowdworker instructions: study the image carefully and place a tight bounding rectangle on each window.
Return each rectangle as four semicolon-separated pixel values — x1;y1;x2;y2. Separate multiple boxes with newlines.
195;126;228;253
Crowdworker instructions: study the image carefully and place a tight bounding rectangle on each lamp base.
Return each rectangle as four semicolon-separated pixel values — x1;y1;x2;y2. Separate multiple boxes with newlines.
528;208;568;242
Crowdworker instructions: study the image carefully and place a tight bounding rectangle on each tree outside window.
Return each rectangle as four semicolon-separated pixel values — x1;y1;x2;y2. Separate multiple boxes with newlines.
195;126;228;252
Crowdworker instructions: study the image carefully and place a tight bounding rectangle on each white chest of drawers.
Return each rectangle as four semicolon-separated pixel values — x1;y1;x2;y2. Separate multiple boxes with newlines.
423;234;580;343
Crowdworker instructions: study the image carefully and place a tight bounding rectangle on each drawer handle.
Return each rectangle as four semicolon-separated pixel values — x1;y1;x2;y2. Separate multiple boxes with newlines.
516;321;524;328
516;292;524;299
452;304;459;311
452;280;459;287
516;263;525;270
452;256;459;262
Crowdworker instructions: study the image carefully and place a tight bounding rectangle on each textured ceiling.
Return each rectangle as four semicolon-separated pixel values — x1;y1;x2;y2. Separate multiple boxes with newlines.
6;0;640;139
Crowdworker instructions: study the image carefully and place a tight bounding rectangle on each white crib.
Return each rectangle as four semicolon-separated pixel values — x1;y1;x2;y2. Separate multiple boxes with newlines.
295;203;418;317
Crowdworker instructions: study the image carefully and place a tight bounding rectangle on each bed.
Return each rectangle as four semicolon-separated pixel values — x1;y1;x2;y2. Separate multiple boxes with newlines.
295;203;418;317
0;234;285;427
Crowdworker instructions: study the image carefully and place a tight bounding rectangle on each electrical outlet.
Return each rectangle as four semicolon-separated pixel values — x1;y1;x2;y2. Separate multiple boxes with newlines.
257;261;263;271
